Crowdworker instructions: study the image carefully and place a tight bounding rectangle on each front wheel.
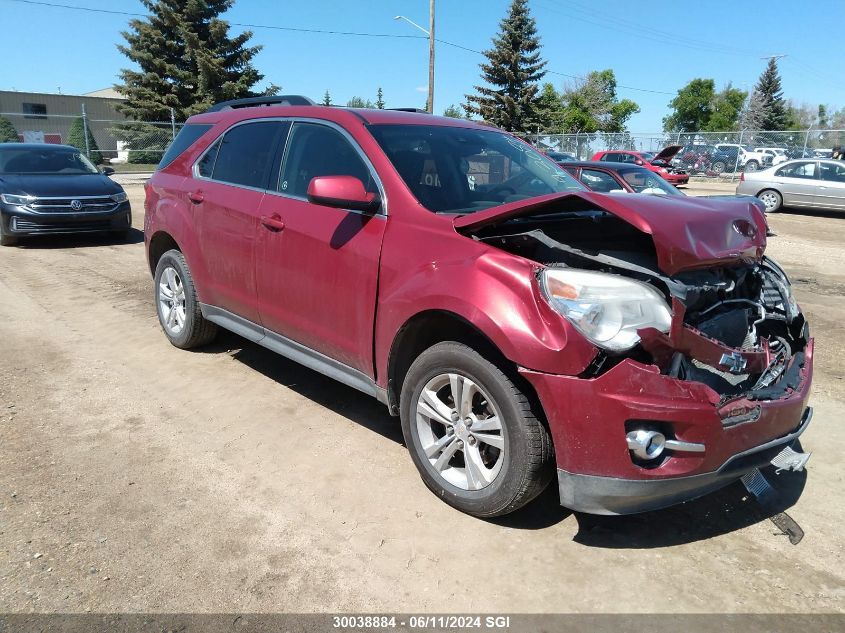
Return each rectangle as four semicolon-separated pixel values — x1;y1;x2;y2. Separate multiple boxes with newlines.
745;160;760;172
0;218;17;246
400;342;554;517
154;249;217;349
757;189;783;213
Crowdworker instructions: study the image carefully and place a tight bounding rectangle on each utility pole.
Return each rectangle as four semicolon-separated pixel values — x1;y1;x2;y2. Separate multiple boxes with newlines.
428;0;435;114
394;3;435;114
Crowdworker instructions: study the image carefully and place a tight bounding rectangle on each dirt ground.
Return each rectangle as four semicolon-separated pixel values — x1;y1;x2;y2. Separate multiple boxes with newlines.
0;182;843;614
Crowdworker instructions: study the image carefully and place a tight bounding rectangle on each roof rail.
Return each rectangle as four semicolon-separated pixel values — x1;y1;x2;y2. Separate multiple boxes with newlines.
207;95;315;112
386;108;431;114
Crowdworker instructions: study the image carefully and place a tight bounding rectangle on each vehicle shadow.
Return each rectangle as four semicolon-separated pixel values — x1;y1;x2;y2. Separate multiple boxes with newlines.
15;227;144;248
780;207;844;219
198;329;404;446
570;465;807;548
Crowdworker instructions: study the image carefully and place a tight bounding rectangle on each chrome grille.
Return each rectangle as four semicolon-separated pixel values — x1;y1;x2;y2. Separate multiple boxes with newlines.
27;195;117;213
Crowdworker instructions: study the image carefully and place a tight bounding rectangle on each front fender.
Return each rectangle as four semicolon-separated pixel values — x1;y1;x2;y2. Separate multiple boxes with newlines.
374;232;597;386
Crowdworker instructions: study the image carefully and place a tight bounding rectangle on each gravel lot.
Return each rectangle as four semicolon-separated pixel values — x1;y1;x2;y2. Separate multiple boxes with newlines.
0;182;843;613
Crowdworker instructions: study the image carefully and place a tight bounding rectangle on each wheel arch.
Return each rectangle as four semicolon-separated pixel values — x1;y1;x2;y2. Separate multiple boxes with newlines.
385;309;545;424
147;230;182;276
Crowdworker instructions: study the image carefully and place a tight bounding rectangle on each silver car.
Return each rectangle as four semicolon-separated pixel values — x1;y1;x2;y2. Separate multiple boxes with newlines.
736;159;845;212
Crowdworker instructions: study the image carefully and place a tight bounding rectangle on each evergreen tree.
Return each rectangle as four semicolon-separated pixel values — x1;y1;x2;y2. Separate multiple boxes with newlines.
754;58;789;130
0;116;17;143
116;0;272;121
464;0;546;133
535;83;564;133
818;104;829;128
322;90;332;106
376;87;385;109
443;104;463;118
67;116;102;164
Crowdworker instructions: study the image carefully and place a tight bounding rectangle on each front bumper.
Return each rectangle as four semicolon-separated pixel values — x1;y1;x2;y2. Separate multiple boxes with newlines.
665;173;689;185
557;407;812;514
519;338;814;514
0;202;132;236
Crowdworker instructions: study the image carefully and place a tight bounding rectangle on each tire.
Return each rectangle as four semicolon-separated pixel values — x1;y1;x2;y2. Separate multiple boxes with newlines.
400;341;554;517
154;249;217;349
757;189;783;213
711;161;727;174
0;220;17;247
745;160;759;172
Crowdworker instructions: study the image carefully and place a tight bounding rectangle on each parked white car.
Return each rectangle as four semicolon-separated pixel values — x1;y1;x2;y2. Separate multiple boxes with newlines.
755;147;789;165
714;144;771;171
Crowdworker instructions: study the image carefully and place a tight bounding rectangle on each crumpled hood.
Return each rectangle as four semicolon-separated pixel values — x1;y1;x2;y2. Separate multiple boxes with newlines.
453;191;768;276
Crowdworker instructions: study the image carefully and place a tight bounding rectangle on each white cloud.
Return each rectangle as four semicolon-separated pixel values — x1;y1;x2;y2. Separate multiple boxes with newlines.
415;86;428;93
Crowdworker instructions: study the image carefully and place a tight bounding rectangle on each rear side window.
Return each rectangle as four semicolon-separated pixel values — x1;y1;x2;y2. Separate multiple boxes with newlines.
776;161;817;179
158;124;212;169
580;169;623;193
211;121;290;189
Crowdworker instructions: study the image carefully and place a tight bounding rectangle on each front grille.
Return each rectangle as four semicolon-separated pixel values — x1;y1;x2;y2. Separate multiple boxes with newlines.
27;196;118;213
12;217;114;233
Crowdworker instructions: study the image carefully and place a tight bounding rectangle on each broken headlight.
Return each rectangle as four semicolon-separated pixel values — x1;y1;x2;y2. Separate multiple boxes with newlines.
540;268;672;352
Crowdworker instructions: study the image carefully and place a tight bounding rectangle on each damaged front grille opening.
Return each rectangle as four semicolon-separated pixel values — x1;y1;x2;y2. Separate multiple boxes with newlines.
470;204;810;406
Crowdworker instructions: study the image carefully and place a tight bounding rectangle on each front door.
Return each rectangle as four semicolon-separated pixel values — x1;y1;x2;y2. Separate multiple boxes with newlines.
817;161;845;210
255;121;386;375
191;120;290;322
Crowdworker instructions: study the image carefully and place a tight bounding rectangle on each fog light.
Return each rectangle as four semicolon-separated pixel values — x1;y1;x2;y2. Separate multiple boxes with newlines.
626;429;666;461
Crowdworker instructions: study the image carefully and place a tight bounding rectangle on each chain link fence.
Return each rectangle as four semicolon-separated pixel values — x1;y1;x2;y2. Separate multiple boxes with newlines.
527;129;845;179
0;109;183;167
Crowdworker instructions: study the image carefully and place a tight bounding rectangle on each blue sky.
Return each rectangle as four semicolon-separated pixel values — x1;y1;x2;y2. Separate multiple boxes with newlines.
1;0;842;130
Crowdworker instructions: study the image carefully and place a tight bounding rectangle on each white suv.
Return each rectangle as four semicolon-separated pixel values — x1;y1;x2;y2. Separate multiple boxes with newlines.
714;144;770;172
755;147;789;165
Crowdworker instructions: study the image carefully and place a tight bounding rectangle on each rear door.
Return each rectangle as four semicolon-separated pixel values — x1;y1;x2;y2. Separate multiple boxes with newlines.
254;121;386;374
191;120;290;323
817;161;845;209
772;161;819;207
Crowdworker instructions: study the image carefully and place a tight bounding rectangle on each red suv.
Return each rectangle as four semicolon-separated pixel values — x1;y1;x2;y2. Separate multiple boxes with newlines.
144;96;813;517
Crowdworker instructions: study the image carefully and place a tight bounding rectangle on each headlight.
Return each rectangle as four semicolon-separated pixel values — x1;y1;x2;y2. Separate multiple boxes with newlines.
1;193;36;206
540;268;672;352
111;192;128;203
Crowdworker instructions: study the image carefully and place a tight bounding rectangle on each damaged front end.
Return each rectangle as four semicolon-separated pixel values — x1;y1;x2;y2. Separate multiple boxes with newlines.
457;192;814;514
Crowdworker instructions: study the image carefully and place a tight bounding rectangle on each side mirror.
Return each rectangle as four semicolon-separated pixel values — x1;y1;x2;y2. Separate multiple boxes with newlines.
307;175;380;213
101;166;115;176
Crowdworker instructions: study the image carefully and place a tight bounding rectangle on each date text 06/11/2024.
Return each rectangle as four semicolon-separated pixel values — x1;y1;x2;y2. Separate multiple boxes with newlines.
332;615;512;629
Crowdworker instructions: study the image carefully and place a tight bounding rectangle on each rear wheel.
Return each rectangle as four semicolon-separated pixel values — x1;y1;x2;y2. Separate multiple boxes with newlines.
154;249;217;349
712;160;727;174
400;342;554;517
757;189;783;213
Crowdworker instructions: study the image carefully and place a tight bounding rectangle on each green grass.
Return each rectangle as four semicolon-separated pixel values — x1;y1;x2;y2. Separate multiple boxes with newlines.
109;163;158;173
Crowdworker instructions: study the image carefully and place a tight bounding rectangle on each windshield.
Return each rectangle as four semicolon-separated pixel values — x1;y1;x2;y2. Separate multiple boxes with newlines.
0;146;99;175
617;167;683;196
368;124;585;214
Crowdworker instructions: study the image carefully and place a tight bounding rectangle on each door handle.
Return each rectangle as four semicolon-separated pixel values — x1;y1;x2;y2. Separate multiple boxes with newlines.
188;190;204;204
260;214;286;232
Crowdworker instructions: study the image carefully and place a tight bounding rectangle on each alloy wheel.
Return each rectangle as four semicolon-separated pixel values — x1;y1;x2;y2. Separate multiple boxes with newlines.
415;373;505;491
158;266;187;335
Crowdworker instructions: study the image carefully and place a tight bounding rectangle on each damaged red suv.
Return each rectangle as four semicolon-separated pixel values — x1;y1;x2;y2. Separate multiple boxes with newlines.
144;96;813;517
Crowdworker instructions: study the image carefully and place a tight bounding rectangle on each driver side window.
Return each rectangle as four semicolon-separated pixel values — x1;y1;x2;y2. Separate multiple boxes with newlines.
278;123;374;198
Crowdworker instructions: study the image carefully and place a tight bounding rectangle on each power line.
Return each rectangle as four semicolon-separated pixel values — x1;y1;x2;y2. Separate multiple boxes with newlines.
2;0;677;96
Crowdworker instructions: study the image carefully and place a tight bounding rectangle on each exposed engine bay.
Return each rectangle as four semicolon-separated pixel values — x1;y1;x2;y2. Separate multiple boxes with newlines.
471;210;811;406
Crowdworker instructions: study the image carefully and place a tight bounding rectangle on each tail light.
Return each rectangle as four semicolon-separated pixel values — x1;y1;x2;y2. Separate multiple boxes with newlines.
740;171;745;182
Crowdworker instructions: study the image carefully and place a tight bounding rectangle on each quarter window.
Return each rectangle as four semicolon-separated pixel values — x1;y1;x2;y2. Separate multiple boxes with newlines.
278;123;374;198
210;121;290;189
